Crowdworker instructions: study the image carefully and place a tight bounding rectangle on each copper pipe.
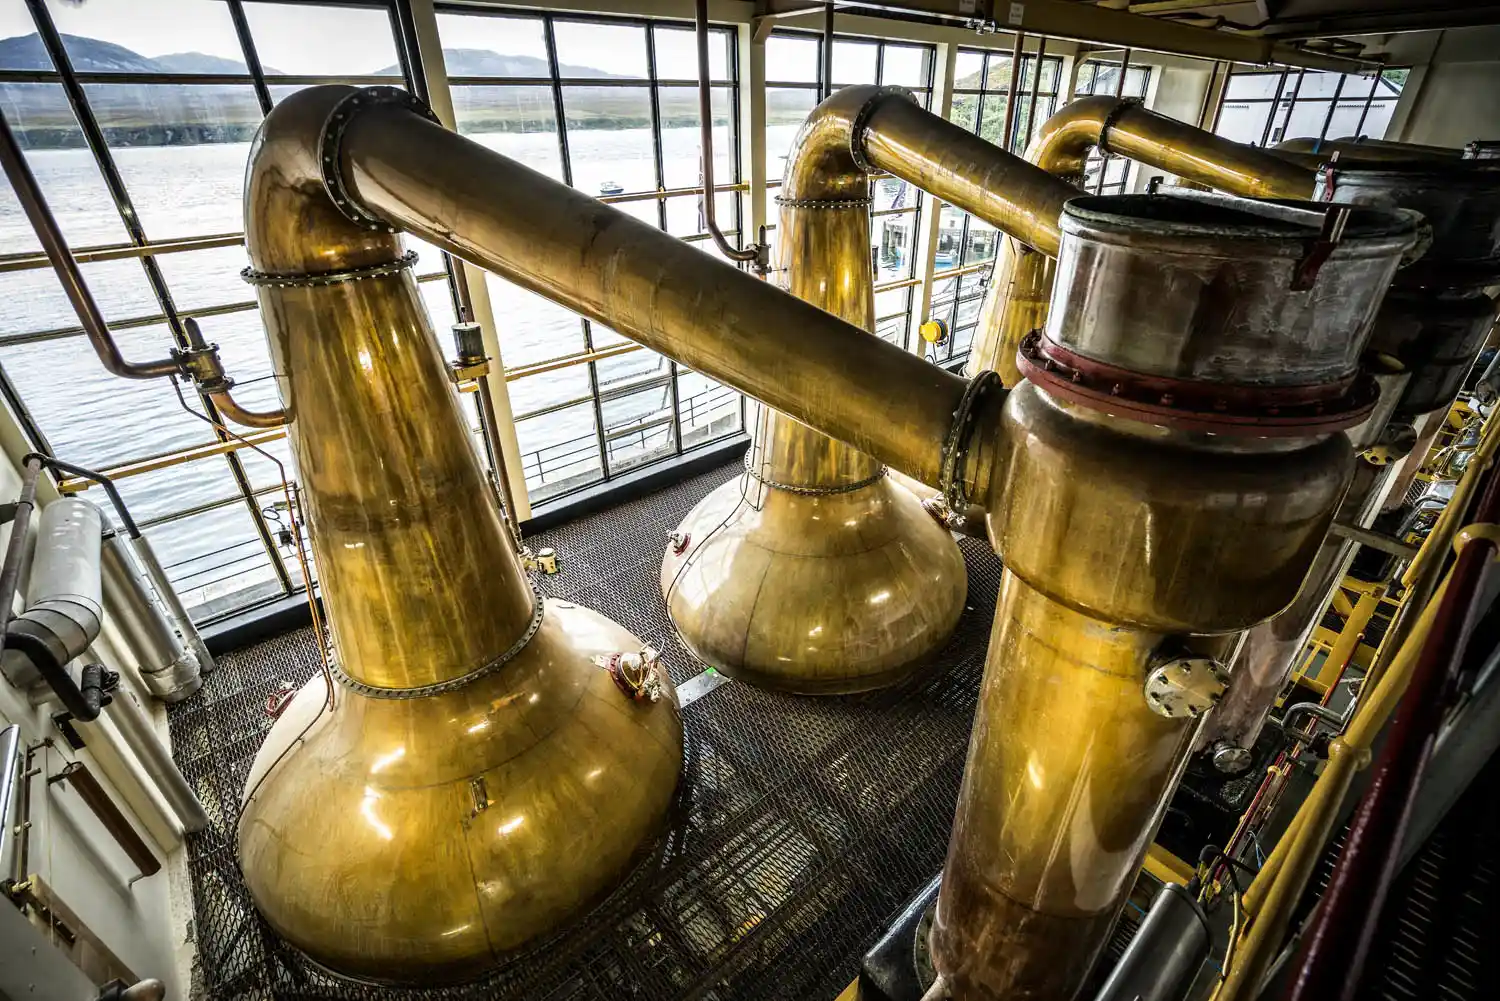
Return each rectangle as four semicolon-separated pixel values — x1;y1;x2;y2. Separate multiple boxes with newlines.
661;86;967;693
182;317;290;428
695;0;760;268
338;89;973;490
859;92;1075;257
0;102;177;379
1031;95;1317;198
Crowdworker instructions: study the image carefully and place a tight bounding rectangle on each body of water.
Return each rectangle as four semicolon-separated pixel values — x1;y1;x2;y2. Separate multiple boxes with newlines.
0;121;918;617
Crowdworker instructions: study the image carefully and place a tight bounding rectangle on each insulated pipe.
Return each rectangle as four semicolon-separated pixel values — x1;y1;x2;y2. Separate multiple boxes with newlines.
106;689;208;833
100;534;203;702
1;498;104;691
35;455;214;687
332;88;976;491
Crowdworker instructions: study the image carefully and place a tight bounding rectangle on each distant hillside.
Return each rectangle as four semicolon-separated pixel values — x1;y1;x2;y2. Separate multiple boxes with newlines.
375;49;612;79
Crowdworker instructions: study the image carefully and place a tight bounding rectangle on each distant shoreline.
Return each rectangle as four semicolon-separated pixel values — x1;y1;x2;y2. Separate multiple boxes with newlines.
12;113;809;151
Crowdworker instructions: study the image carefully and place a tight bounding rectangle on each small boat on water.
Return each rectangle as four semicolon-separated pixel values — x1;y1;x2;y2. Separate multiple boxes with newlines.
599;181;625;196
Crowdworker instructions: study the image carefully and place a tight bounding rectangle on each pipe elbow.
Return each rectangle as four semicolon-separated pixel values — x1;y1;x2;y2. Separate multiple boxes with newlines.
245;84;403;275
781;85;919;202
1027;95;1123;178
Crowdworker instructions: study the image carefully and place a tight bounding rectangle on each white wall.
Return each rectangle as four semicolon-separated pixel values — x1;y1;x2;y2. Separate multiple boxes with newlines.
1360;27;1500;146
0;404;193;998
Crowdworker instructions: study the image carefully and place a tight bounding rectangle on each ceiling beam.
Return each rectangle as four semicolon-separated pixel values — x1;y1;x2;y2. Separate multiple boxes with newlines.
766;0;1379;69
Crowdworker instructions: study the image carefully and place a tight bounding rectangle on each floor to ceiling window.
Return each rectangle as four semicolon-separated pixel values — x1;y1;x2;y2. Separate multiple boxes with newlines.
764;29;935;350
1073;56;1152;194
435;5;746;505
0;0;435;623
930;44;1062;366
1212;65;1408;149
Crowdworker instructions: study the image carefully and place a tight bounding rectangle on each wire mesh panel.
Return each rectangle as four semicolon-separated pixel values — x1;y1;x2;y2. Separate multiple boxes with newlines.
169;460;1001;1000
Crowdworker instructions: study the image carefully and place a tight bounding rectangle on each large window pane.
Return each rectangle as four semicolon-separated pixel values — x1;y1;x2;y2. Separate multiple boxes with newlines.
0;84;130;248
147;501;280;621
452;85;563;179
873;212;916;283
766;87;818;179
658;86;733;189
666;192;737;238
1;323;210;468
435;13;549;77
1227;73;1284;100
155;245;253;312
48;0;246;75
883;45;929;88
485;276;587;369
653;26;732;81
676;370;739;444
87;83;261;238
1;258;159;332
553;20;648;79
515;401;602;502
767;34;819;84
833;41;878;86
563;85;655;194
244;2;401;78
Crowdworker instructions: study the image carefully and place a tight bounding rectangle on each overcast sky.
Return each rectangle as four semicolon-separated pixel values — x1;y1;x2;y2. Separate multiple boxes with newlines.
0;0;758;78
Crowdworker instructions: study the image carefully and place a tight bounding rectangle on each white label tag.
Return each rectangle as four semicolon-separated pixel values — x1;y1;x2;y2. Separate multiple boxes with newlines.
1008;2;1025;25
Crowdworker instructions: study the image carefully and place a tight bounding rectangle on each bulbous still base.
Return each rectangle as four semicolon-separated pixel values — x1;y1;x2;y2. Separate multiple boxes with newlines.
236;600;684;984
661;474;968;694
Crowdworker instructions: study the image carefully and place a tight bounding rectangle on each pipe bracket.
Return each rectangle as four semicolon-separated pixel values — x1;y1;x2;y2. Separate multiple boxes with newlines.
847;85;916;175
319;86;441;233
939;370;1002;516
331;580;546;699
1095;96;1144;159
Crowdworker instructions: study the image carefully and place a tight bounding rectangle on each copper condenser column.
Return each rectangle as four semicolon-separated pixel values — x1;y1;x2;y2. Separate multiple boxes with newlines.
930;195;1416;1000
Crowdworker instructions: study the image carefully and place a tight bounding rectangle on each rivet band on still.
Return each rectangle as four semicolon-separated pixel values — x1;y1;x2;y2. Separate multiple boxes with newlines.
939;369;1002;514
330;580;546;699
773;196;874;210
743;453;888;495
241;251;420;288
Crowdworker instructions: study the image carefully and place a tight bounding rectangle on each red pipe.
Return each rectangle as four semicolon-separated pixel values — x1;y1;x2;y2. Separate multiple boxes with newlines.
1282;465;1500;1001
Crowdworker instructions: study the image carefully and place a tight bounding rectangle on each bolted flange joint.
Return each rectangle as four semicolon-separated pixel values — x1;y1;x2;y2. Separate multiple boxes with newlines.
1145;655;1230;720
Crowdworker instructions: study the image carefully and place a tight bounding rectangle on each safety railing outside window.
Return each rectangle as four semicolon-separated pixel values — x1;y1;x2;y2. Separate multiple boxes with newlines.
0;0;440;623
930;46;1063;365
434;4;748;507
1212;64;1408;149
764;29;936;351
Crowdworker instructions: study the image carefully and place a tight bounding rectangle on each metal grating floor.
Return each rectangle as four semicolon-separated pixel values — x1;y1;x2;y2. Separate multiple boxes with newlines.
168;461;1001;1001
